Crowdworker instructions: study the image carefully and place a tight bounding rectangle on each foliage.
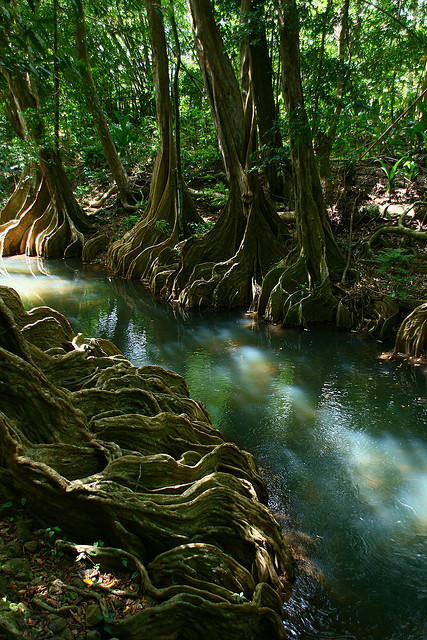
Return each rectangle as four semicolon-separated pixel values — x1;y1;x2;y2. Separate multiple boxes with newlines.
402;158;418;182
155;219;171;234
123;214;140;231
188;220;214;236
376;247;418;298
378;156;407;193
1;0;426;226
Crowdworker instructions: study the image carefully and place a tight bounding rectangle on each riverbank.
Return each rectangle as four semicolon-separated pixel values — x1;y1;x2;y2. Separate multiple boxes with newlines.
0;260;425;640
0;285;294;639
80;162;427;361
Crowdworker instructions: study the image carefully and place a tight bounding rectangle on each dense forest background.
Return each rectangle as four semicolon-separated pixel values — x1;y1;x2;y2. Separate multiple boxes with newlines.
1;0;426;350
2;0;426;188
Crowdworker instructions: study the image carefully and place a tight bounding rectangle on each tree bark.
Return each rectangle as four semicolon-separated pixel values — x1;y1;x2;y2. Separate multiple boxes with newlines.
240;0;292;200
393;303;427;359
258;0;345;326
314;0;350;198
158;0;288;309
106;0;201;283
0;64;93;259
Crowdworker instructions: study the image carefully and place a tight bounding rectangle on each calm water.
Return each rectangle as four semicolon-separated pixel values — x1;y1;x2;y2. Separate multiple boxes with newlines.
1;256;426;640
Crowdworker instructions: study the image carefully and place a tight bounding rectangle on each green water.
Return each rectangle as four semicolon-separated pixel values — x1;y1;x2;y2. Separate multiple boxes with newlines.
1;256;426;640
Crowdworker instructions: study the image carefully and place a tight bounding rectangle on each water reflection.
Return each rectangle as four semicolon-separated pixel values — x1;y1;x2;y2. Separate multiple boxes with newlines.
1;256;426;640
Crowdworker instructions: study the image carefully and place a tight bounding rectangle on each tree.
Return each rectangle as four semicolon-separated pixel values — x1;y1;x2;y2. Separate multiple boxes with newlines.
144;0;288;309
257;0;345;326
240;0;291;200
314;0;350;194
73;0;133;208
0;1;93;259
106;0;201;285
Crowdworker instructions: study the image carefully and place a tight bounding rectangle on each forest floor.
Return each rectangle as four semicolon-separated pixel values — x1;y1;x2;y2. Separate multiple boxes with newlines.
0;503;149;640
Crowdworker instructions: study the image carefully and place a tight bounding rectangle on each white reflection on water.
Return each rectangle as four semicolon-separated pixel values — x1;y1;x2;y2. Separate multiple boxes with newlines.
335;428;427;529
0;255;56;304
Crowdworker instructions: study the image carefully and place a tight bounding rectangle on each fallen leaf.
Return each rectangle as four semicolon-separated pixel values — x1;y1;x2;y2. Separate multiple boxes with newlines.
104;580;116;589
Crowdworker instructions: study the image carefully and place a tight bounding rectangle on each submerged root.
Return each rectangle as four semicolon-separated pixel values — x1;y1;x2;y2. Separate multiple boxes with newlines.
0;285;294;639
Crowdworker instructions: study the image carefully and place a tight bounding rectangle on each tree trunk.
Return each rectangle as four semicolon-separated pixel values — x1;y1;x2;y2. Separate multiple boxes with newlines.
155;0;288;309
240;0;292;201
314;0;350;200
106;0;201;284
0;284;294;639
74;0;131;206
258;0;345;326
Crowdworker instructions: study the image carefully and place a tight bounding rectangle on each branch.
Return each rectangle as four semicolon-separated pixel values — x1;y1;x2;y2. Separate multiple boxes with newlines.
367;203;427;248
362;0;424;44
358;87;427;161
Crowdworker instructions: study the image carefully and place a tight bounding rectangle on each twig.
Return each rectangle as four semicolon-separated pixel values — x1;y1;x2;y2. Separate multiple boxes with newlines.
32;596;77;614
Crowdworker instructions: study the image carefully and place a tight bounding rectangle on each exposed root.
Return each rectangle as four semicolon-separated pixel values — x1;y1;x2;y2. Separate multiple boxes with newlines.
0;168;94;260
393;302;427;359
88;184;118;209
0;285;294;639
258;254;338;326
365;202;427;254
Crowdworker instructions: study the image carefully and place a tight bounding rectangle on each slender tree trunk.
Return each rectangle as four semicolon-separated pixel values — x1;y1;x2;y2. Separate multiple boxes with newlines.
240;0;291;200
73;0;131;206
312;0;333;136
170;1;185;236
53;0;60;153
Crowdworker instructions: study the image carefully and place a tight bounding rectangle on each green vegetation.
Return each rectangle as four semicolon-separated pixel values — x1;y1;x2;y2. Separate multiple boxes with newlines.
0;0;425;325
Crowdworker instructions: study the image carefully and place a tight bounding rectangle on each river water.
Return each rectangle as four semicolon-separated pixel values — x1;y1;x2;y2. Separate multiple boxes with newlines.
1;256;426;640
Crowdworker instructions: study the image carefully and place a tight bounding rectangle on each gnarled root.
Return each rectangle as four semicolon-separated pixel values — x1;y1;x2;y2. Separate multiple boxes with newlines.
364;202;427;255
392;302;427;360
258;255;338;326
0;285;294;639
164;189;287;310
0;167;93;260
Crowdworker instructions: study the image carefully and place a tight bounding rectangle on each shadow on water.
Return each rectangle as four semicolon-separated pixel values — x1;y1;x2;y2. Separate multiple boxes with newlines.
1;257;426;640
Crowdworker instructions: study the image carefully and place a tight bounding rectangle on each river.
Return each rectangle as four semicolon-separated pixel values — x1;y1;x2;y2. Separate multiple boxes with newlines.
1;256;426;640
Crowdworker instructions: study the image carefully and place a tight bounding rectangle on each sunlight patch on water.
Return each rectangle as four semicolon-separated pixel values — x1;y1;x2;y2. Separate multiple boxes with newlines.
330;427;427;530
0;255;59;305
